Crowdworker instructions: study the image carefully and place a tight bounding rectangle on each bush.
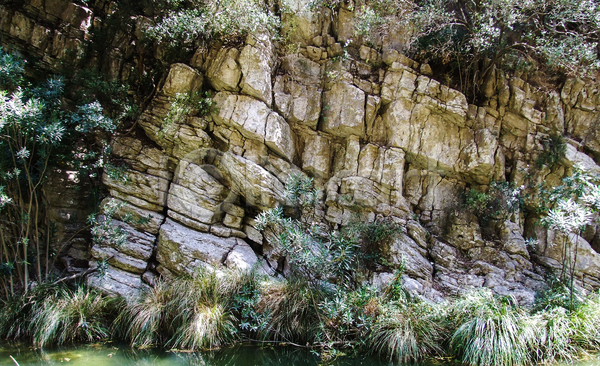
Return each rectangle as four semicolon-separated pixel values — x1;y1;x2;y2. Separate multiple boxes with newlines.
343;216;401;269
145;0;280;47
256;174;360;289
0;48;117;292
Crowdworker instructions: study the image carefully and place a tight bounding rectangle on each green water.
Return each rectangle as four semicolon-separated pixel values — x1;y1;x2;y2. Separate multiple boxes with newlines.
0;343;412;366
0;344;598;366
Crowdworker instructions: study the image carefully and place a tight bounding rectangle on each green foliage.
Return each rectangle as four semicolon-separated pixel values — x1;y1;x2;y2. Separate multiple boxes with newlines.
0;283;121;347
535;134;566;168
0;50;24;90
384;265;410;303
0;48;117;292
344;216;401;268
464;182;523;225
352;0;599;96
256;174;361;289
145;0;280;47
538;165;600;309
448;289;536;366
534;275;584;312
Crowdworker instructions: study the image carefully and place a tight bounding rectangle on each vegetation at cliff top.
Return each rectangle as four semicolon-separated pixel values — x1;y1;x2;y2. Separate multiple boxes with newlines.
144;0;280;47
353;0;599;96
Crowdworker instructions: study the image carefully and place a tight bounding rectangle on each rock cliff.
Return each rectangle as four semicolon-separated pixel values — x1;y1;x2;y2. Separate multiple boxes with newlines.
3;0;600;304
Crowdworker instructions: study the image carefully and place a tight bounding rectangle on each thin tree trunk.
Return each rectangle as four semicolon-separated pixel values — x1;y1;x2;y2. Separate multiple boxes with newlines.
569;231;581;311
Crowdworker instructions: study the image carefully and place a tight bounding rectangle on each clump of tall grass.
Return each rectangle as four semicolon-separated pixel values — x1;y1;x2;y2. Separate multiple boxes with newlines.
0;283;120;347
571;292;600;350
257;277;323;343
167;271;237;350
30;286;121;347
370;302;446;363
448;289;538;366
119;268;253;350
117;279;174;347
532;291;600;363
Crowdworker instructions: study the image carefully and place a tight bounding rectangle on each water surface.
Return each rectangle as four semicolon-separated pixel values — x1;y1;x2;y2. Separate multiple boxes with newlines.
0;343;598;366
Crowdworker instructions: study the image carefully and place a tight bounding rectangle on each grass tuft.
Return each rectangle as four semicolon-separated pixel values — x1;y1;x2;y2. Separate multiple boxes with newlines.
370;303;446;363
257;278;322;343
30;286;119;347
448;289;536;366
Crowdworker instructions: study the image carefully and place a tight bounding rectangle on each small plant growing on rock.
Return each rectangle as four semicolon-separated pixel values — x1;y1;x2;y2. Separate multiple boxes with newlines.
463;181;523;238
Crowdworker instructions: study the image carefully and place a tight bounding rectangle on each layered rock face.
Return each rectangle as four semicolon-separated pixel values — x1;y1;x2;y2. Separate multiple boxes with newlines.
5;0;600;303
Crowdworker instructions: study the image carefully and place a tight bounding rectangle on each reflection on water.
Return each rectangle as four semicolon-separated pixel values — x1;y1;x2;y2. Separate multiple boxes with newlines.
0;343;387;366
0;343;598;366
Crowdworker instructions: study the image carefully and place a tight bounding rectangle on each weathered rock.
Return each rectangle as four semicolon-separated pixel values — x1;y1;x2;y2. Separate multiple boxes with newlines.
162;63;203;96
274;76;321;129
88;264;145;297
13;0;600;302
206;48;241;91
238;35;273;105
100;197;165;234
156;219;257;275
224;242;259;270
322;82;366;137
383;233;433;281
499;220;529;257
103;169;170;209
302;133;332;179
213;93;295;161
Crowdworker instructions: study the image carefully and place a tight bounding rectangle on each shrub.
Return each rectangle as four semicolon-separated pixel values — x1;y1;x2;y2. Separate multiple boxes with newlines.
464;182;523;222
343;216;401;269
145;0;280;47
256;174;360;289
533;275;584;313
539;165;600;309
536;134;566;169
0;48;117;292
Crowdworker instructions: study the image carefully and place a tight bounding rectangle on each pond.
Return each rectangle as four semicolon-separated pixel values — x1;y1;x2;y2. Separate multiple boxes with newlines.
0;343;598;366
